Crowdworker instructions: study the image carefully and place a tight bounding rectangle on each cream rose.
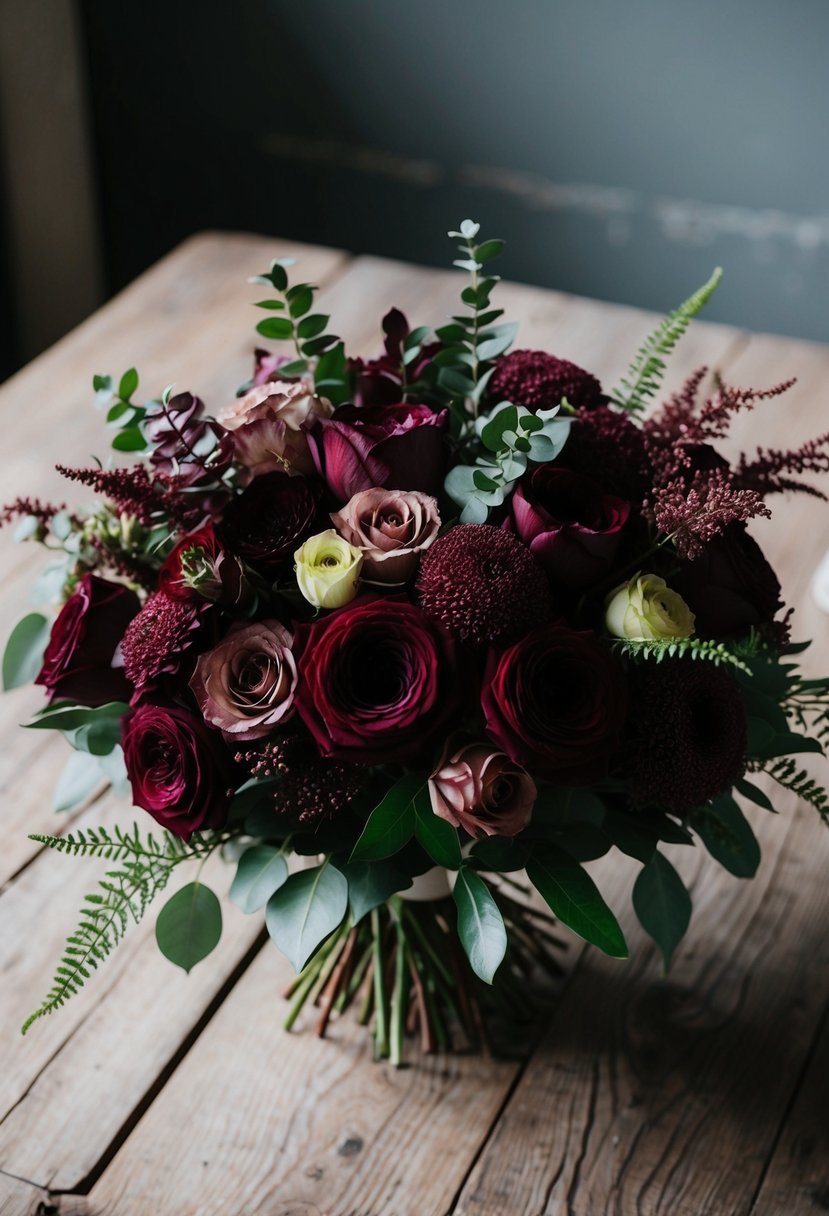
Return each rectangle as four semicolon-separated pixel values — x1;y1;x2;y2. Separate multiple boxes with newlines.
330;488;441;585
604;573;695;641
215;381;332;477
294;530;363;610
428;742;536;838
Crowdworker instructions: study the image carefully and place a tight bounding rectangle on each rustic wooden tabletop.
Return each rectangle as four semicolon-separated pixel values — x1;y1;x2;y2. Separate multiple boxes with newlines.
0;233;827;1216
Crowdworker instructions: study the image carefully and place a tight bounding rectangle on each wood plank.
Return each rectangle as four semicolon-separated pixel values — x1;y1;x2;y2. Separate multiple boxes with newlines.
451;331;829;1216
54;260;749;1215
0;1170;49;1216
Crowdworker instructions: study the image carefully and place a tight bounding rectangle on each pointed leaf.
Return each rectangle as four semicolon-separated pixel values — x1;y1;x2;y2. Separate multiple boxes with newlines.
527;844;628;957
155;882;222;974
229;845;288;914
340;859;411;923
691;795;761;878
453;868;507;983
632;851;692;968
349;774;421;862
265;863;348;971
414;789;462;869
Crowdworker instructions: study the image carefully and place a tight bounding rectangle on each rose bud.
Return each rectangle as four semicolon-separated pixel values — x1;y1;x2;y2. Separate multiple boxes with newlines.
482;623;626;783
605;573;695;641
331;488;440;585
429;742;536;838
121;703;234;839
219;471;322;573
189;620;297;740
35;574;140;707
294;530;363;610
216;380;332;478
305;402;448;503
509;466;630;589
159;524;251;608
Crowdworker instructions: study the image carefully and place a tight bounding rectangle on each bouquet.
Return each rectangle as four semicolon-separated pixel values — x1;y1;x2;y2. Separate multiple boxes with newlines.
5;220;829;1064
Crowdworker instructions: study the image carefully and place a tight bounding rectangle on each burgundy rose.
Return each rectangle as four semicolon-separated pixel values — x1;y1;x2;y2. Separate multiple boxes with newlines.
508;466;629;589
190;620;297;740
305;402;448;504
429;741;536;838
219;471;321;571
293;597;458;763
350;308;440;406
35;574;139;707
675;522;784;638
331;487;441;584
121;703;234;839
159;524;250;607
482;624;626;783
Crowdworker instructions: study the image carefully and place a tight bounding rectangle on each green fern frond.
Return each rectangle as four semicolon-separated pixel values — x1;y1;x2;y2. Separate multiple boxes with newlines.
765;756;829;825
21;825;215;1034
611;635;751;674
611;268;722;416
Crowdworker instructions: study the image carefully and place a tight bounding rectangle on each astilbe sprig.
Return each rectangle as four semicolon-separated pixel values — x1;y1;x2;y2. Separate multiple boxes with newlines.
733;432;829;500
55;464;202;530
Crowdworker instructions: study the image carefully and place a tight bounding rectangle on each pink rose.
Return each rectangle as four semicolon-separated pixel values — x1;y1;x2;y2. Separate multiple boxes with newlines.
216;381;332;477
189;620;297;740
428;742;536;838
330;488;441;585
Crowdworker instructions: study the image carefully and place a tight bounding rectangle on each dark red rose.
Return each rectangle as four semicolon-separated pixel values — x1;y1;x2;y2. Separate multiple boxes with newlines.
293;596;459;763
674;522;784;638
508;466;629;589
35;574;139;706
488;350;604;412
144;392;231;487
218;471;321;572
482;624;626;783
305;402;448;503
121;703;234;839
159;524;250;607
349;309;440;406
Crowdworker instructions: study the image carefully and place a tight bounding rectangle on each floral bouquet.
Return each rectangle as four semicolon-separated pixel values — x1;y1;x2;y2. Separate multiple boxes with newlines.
5;221;829;1063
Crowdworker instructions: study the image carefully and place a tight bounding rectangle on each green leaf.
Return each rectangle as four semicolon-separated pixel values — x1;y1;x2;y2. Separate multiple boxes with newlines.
414;790;462;869
265;862;348;971
339;859;411;923
471;836;530;872
92;373;112;392
52;749;104;813
527;844;628;957
106;400;135;424
155;882;222;974
287;286;314;318
3;613;50;691
475;239;505;263
25;701;129;732
476;322;518;362
111;426;147;452
453;868;507;984
735;777;777;812
301;334;338;357
253;299;285;310
632;852;692;969
602;808;658;864
691;795;761;878
229;845;288;914
438;366;475;397
349;774;421;862
118;367;139;401
256;316;294;340
297;313;329;340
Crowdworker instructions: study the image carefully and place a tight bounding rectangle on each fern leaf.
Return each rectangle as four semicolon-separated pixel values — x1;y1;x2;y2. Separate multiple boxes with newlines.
611;635;751;674
765;757;829;826
611;268;722;416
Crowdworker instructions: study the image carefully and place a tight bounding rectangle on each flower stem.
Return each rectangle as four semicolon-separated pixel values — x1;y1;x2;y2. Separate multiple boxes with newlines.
371;908;389;1058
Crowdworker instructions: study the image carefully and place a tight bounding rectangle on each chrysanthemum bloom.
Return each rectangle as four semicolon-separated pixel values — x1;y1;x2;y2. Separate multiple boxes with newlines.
488;350;604;412
119;591;205;696
624;658;747;810
416;524;554;645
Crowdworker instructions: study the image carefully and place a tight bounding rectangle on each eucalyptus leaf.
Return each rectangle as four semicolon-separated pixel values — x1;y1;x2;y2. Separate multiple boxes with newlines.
340;859;411;923
2;613;50;691
230;845;289;914
265;862;348;971
52;749;104;812
155;882;222;974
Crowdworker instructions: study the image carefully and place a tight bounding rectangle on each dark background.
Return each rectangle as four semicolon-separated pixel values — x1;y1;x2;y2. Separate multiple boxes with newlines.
2;0;828;380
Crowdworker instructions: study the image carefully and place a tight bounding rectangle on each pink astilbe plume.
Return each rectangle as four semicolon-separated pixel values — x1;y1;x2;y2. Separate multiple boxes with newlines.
55;464;202;530
0;497;66;531
651;467;770;560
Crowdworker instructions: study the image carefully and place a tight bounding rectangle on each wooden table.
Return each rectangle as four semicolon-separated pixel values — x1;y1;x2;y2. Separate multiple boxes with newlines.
1;233;828;1216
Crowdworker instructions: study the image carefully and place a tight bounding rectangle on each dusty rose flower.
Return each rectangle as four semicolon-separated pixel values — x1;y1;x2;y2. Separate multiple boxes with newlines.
429;742;536;838
331;488;440;585
189;620;297;740
216;381;332;477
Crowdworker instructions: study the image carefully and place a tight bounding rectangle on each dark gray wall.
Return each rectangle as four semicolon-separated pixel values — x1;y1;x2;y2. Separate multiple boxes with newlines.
82;0;828;343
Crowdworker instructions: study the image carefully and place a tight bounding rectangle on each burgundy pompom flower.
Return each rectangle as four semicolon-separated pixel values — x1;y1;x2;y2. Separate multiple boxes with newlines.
121;703;234;839
416;524;554;645
35;574;139;707
488;350;604;412
508;466;630;590
482;624;626;783
562;405;652;501
293;597;459;763
219;471;321;572
305;402;448;504
624;659;747;810
119;592;205;696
